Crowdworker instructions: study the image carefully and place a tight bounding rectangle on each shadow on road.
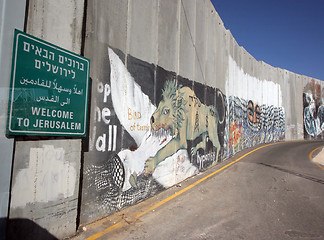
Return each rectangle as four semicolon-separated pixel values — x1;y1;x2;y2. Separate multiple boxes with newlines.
3;217;58;240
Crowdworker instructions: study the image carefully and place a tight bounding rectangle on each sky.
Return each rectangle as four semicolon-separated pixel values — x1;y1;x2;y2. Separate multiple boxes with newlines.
211;0;324;81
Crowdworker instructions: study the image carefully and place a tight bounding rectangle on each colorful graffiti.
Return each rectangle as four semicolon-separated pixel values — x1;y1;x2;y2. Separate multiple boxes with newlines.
83;48;226;214
227;96;285;156
247;100;261;131
303;79;324;138
82;47;286;218
229;121;241;150
145;80;224;175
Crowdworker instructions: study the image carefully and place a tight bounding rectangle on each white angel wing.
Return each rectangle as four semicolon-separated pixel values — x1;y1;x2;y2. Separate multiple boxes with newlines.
108;47;197;191
108;47;156;145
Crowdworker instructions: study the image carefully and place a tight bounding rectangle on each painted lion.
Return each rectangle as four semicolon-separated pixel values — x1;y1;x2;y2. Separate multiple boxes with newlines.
144;80;224;175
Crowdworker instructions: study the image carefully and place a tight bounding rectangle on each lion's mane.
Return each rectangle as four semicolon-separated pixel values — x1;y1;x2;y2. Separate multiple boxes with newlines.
161;80;188;135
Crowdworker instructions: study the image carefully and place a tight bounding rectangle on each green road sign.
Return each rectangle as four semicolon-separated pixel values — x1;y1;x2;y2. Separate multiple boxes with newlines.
7;29;90;136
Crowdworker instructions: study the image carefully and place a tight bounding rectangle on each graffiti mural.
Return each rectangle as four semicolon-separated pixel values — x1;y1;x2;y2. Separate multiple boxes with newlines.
81;47;288;222
225;55;286;157
146;80;224;175
82;47;226;216
227;96;285;156
81;46;289;219
303;79;324;138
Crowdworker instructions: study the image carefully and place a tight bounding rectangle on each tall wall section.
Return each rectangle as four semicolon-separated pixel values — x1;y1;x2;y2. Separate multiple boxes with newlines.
0;1;26;239
4;0;323;239
6;1;85;239
79;0;323;225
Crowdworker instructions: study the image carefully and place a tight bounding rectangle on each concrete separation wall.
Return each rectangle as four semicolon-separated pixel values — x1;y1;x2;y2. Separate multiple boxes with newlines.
79;0;318;228
2;0;323;239
6;0;85;239
0;1;26;239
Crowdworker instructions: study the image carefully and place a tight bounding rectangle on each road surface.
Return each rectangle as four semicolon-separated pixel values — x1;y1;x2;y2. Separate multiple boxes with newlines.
72;141;324;240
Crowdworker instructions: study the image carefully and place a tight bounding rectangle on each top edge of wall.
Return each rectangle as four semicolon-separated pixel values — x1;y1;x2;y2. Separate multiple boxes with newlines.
207;0;225;26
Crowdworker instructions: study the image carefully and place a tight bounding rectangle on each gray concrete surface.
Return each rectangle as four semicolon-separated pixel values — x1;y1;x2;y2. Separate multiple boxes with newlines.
179;0;195;80
128;0;158;65
27;0;84;53
214;12;227;93
288;71;298;139
71;141;324;240
205;0;217;88
295;74;305;140
0;0;26;239
157;0;179;72
9;140;81;239
6;1;85;238
194;0;207;84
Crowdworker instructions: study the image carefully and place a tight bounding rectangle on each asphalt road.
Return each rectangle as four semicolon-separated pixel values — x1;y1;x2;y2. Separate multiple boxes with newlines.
72;141;324;240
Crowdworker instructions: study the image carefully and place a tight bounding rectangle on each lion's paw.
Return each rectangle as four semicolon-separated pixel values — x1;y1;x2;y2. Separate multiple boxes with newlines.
144;158;157;175
129;171;138;188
